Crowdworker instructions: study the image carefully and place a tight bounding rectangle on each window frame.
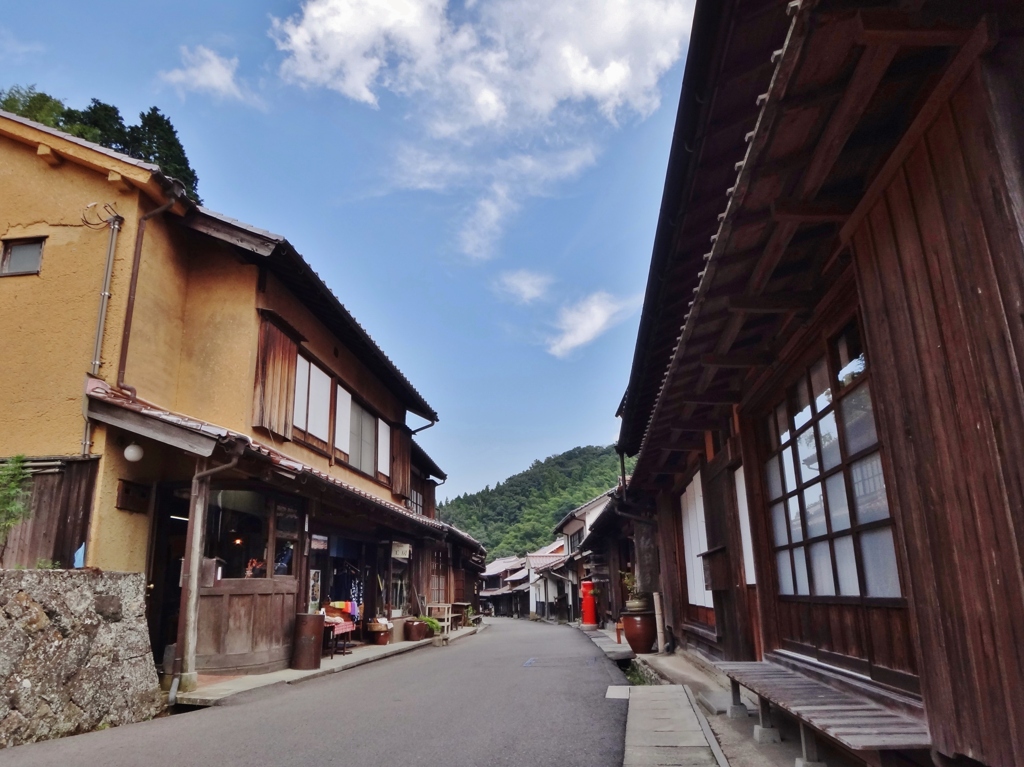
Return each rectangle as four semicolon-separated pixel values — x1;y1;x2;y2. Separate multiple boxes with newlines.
1;237;44;276
291;352;332;455
761;315;905;608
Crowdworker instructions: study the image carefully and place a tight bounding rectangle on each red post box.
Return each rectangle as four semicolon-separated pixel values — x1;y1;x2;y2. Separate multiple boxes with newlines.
581;581;597;628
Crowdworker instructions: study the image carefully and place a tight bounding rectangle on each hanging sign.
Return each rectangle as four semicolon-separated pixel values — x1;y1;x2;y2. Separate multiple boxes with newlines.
391;542;412;560
311;534;329;551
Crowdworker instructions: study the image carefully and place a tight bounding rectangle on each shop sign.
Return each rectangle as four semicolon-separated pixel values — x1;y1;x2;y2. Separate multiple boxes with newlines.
311;534;329;551
391;542;412;560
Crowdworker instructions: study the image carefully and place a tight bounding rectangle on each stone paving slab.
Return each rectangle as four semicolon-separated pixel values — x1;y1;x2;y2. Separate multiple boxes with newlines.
624;685;725;767
177;624;484;706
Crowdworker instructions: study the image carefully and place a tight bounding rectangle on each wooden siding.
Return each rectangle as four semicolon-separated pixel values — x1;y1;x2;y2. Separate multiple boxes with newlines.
850;64;1024;767
252;319;297;439
196;577;298;674
391;426;411;499
0;459;97;569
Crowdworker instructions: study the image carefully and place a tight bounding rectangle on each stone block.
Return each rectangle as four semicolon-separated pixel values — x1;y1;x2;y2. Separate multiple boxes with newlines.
728;704;749;719
754;725;782;744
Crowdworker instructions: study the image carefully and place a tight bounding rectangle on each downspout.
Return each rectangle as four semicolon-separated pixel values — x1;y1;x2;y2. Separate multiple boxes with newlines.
81;214;124;456
167;448;242;706
411;419;437;435
117;183;184;399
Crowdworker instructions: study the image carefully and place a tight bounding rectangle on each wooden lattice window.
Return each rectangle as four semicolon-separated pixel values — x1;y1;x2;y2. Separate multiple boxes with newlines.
763;318;903;603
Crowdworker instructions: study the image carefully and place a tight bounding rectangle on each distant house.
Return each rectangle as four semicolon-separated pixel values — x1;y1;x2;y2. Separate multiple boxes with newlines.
551;489;617;623
479;555;524;616
615;2;1024;766
0;110;483;692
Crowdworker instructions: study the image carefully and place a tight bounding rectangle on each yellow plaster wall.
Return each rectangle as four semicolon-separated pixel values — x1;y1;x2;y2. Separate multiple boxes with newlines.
174;244;260;426
0;135;143;457
85;426;161;572
118;211;189;411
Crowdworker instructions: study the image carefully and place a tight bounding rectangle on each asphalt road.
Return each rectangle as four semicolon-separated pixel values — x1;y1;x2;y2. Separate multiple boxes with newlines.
0;618;628;767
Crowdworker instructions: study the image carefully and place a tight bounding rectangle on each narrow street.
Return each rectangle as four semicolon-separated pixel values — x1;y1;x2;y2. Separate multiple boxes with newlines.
0;619;628;767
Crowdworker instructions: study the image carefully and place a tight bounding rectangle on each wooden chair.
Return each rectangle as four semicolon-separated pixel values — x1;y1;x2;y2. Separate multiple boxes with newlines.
426;603;452;636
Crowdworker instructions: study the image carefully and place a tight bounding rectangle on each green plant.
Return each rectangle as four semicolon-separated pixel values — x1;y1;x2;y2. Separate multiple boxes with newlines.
621;571;641;599
419;615;442;634
0;455;31;549
35;558;60;570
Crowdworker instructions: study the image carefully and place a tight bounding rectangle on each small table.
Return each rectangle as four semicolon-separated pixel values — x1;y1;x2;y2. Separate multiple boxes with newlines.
323;620;355;658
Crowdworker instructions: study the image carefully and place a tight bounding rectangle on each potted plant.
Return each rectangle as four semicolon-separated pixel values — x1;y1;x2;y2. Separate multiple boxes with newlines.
365;617;391;645
419;615;442;638
622;571;651;612
404;617;429;641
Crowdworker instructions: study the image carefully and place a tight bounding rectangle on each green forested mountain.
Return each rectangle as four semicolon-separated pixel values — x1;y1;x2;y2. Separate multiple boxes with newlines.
439;445;633;561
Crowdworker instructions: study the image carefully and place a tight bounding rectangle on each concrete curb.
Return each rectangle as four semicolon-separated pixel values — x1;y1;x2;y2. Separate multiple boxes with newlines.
684;684;731;767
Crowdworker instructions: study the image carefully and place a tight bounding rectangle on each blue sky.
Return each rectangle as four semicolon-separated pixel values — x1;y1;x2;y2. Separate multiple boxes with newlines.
3;1;693;500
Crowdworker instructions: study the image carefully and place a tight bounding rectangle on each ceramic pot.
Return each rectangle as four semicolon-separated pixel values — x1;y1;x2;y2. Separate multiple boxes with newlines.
621;612;657;654
625;594;652;612
366;625;390;645
404;620;428;641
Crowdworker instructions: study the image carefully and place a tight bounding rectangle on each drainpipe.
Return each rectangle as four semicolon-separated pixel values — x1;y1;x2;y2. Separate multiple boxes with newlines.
117;183;184;400
81;214;124;455
168;446;243;706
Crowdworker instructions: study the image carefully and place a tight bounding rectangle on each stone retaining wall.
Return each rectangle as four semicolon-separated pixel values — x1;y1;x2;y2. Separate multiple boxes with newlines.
0;569;163;748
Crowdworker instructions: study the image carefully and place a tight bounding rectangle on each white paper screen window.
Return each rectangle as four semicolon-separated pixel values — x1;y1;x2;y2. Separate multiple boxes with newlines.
307;364;331;442
377;420;391;478
734;467;757;585
680;474;714;608
334;386;352;454
293;356;310;431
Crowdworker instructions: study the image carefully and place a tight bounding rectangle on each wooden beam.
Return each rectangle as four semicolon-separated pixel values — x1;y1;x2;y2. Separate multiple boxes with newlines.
107;171;133;193
671;419;729;434
856;10;974;48
36;144;62;167
701;352;772;368
728;292;816;314
771;199;855;224
673;390;742;405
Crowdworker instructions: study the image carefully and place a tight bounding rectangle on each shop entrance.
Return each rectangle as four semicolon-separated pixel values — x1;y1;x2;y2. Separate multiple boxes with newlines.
147;486;190;665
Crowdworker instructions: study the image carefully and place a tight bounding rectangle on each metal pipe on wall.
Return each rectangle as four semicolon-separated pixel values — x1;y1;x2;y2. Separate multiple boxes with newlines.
653;591;667;654
81;214;124;455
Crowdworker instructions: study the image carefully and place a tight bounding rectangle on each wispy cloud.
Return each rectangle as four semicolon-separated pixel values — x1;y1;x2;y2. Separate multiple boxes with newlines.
547;291;639;358
272;0;693;258
496;270;554;304
160;46;263;107
0;28;44;61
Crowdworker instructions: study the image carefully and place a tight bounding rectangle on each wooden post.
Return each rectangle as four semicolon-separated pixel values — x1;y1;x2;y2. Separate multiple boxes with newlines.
179;459;209;692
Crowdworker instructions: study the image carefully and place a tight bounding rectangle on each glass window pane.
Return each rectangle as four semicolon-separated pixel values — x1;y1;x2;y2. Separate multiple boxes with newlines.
793;377;812;430
810;541;835;596
781;446;797;494
819;412;841;471
775;402;790;445
825;472;851;531
810;357;831;413
803;482;827;538
273;538;295;575
851;452;889;524
307;364;332;441
4;242;42;273
834;535;860;596
796;427;819;483
765;455;783;501
787;496;803;543
793;546;809;595
776;551;794;595
771;502;788;547
834;321;867;389
841;382;878;454
293;357;309;431
860;528;901;597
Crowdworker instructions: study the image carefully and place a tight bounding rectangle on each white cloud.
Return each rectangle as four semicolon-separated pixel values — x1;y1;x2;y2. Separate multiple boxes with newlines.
160;46;262;106
0;28;44;62
496;270;553;304
547;291;639;358
272;0;693;259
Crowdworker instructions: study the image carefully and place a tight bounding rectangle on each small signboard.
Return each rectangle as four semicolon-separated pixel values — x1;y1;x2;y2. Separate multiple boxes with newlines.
311;534;329;551
309;569;321;607
391;542;411;560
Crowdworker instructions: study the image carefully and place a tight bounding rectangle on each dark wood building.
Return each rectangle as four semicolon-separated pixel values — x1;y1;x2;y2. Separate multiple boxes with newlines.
616;2;1024;766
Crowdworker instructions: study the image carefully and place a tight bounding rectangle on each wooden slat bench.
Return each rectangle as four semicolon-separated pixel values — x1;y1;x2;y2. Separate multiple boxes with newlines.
717;661;931;758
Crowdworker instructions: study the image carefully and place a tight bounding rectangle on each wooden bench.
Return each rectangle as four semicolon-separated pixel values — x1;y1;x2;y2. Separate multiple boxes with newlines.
717;660;931;760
